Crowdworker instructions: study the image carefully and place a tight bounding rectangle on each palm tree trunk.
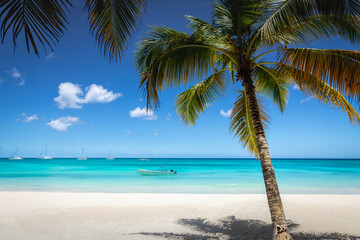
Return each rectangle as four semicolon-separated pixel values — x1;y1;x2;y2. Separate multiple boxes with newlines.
243;76;292;240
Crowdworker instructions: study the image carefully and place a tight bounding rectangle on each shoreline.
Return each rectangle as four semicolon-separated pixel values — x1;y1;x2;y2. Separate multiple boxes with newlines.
1;192;359;239
2;189;360;195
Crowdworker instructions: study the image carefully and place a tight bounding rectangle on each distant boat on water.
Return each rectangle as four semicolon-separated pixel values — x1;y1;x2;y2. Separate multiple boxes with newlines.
77;147;87;160
38;144;53;160
106;150;114;160
137;169;177;176
138;148;149;161
9;147;22;160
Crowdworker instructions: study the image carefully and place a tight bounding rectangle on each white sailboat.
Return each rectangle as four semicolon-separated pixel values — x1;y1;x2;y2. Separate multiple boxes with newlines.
9;147;22;160
138;148;149;161
106;150;114;160
38;144;53;160
77;147;87;160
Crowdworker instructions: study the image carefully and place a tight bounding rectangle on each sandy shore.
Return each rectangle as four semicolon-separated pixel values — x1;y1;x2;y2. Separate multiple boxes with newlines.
0;192;359;240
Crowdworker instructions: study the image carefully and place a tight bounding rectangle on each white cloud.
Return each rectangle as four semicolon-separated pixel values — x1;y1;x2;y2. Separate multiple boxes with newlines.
54;82;122;109
18;78;25;86
129;107;157;120
20;113;38;122
8;68;21;78
0;77;4;85
54;82;84;109
154;132;159;136
7;67;25;86
300;96;314;103
220;109;232;118
293;84;300;90
165;113;171;121
47;116;79;131
45;52;58;60
84;84;122;103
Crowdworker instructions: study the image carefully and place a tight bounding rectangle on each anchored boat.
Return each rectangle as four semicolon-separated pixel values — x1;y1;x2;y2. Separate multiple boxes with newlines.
137;169;177;176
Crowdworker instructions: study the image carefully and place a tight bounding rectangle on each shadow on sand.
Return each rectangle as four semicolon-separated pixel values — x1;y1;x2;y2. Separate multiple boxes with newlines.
136;216;360;240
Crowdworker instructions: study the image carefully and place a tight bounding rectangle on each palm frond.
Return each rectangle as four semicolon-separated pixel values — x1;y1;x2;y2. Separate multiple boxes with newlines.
186;15;228;47
135;25;236;109
212;0;269;36
253;64;289;112
85;0;147;62
278;48;360;101
0;0;71;55
257;0;360;45
277;64;360;124
277;16;360;46
230;90;270;156
175;70;231;126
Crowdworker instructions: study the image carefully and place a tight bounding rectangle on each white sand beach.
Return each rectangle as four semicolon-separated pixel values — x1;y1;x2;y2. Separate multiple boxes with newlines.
0;192;359;240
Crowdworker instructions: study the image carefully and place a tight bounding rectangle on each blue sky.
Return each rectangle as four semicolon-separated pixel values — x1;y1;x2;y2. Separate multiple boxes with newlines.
0;0;359;158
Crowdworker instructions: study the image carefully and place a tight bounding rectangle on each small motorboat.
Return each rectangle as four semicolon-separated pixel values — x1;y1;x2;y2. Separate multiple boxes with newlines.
138;158;150;161
137;169;177;176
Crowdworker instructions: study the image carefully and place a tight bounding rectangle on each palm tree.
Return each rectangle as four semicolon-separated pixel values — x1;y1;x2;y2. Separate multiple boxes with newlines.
135;0;360;239
0;0;147;61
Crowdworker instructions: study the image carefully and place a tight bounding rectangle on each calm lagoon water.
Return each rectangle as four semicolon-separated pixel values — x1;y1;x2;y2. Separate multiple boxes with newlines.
0;158;359;194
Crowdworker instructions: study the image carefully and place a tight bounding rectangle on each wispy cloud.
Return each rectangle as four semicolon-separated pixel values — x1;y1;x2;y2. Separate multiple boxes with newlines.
7;67;25;86
0;77;4;85
293;84;300;90
165;113;171;121
54;82;122;109
47;116;80;131
300;96;314;103
153;129;159;136
45;52;58;60
220;109;232;118
129;107;157;120
20;113;38;123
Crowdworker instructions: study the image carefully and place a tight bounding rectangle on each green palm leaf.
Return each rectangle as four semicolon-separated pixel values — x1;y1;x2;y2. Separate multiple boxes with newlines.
276;16;360;45
257;0;360;45
175;70;231;126
230;90;269;157
85;0;147;62
135;26;236;109
186;15;227;46
0;0;71;55
253;64;289;112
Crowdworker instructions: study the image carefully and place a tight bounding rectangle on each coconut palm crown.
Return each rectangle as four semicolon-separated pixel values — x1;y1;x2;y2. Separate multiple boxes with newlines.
135;0;360;239
0;0;147;61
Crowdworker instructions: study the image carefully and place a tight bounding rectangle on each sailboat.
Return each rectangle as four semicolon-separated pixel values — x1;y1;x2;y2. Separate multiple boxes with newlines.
106;150;114;160
138;148;149;161
38;144;53;160
77;147;87;160
9;147;22;160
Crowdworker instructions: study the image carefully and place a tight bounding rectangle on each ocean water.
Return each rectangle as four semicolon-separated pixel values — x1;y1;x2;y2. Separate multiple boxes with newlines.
0;158;359;194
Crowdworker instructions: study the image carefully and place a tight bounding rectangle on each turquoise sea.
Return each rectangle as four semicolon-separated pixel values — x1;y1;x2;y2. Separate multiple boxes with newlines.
0;158;359;194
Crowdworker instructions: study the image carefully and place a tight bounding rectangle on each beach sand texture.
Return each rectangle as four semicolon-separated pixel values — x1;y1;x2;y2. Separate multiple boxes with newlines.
0;192;359;240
